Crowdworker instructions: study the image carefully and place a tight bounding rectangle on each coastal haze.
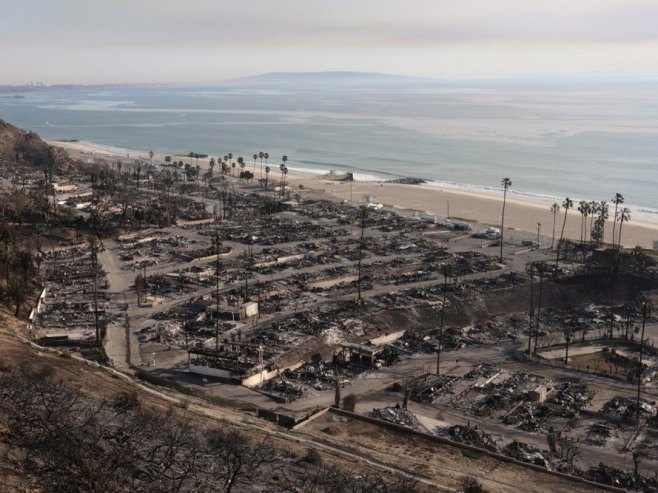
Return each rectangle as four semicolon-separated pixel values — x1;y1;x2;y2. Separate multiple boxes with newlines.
2;73;658;219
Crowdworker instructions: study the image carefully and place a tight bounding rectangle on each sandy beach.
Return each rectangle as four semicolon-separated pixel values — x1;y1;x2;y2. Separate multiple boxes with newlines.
50;140;658;249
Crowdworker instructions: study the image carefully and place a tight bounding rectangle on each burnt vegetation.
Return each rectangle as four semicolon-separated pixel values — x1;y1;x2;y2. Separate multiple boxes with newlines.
0;365;419;493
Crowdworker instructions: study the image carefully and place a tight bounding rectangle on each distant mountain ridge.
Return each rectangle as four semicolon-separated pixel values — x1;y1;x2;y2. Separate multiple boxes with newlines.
218;71;440;88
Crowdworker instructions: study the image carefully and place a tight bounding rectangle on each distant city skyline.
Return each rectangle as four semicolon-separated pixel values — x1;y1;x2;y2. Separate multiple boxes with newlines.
3;0;658;84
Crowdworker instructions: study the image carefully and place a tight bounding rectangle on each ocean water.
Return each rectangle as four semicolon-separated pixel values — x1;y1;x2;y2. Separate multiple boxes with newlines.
1;83;658;221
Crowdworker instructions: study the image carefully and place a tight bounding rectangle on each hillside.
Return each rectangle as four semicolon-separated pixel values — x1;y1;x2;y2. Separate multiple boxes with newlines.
0;119;60;167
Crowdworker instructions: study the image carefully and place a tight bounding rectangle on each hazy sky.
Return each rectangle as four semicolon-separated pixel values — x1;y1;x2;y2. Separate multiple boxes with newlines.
3;0;658;84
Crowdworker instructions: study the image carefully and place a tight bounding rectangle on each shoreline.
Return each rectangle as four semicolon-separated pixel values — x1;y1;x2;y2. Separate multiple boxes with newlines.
49;139;658;249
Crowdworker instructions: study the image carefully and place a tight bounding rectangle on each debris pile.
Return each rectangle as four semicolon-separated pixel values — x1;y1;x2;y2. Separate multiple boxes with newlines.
409;374;460;404
371;407;424;431
503;441;549;468
464;364;501;380
437;424;498;452
552;381;595;412
603;396;657;422
584;423;621;447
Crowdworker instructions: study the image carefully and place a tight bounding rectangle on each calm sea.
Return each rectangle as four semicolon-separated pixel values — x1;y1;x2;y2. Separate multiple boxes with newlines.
1;83;658;220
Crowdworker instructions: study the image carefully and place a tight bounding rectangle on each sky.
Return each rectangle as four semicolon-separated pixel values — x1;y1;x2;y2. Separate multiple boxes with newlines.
2;0;658;84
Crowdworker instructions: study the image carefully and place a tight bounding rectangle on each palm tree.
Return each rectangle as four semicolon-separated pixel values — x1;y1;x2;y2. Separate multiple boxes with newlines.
265;166;271;190
577;201;587;245
588;201;597;242
252;153;258;172
231;162;236;176
583;201;592;243
499;177;512;263
258;151;264;180
611;193;624;246
238;157;245;174
282;166;288;197
555;197;573;268
88;235;105;343
598;201;609;246
617;207;631;252
550;203;560;251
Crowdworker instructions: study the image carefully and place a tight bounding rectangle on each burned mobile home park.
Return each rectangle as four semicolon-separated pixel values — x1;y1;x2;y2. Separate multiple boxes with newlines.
3;121;658;491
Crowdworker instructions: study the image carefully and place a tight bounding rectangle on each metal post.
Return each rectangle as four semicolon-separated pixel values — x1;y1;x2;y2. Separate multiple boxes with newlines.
636;302;650;425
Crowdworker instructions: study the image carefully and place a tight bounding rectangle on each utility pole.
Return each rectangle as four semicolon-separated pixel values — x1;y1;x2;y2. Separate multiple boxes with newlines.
636;302;650;425
437;266;450;375
534;264;544;355
214;229;221;351
357;205;366;302
527;263;534;354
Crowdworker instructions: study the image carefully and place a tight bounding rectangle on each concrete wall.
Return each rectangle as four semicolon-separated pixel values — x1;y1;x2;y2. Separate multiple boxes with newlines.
369;330;406;346
241;361;305;387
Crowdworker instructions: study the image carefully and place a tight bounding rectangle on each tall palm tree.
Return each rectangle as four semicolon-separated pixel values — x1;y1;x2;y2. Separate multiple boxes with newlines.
611;193;624;246
583;202;592;243
550;203;560;251
555;197;573;268
265;166;271;190
499;177;512;263
598;201;609;246
252;153;258;172
588;201;597;242
258;151;264;180
237;157;245;173
617;207;631;252
577;201;587;245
